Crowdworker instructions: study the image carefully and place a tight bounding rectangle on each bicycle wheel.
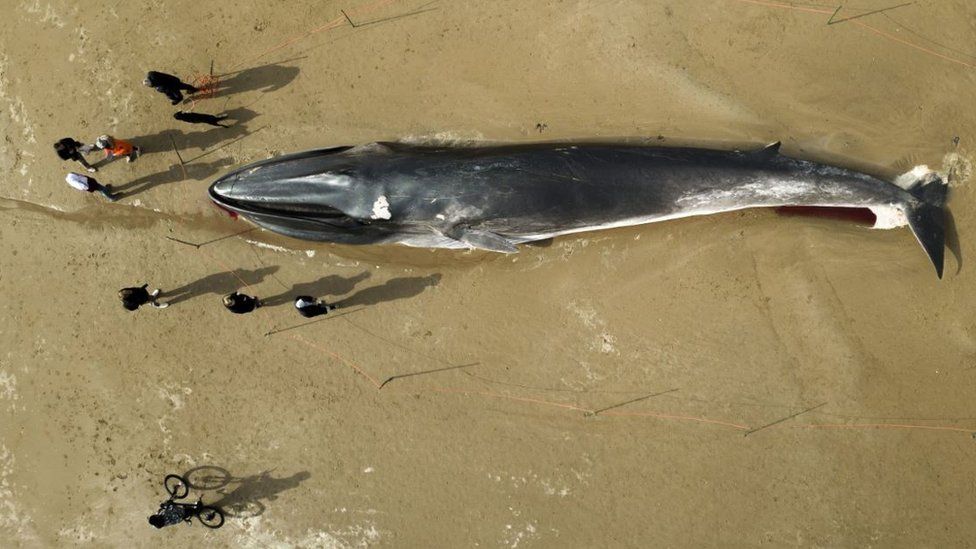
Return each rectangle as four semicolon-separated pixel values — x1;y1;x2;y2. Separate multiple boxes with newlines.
197;506;225;529
164;474;189;499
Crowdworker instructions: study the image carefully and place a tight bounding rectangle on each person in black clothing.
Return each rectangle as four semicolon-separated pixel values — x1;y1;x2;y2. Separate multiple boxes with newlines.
223;292;261;314
294;296;334;318
54;137;97;172
144;71;199;105
148;501;188;529
173;111;230;128
119;284;168;311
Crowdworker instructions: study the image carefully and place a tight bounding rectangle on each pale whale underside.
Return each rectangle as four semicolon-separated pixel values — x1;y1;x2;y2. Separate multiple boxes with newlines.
208;141;949;277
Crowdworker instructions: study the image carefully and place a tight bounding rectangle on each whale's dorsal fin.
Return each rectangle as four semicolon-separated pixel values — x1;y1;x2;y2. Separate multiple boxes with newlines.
447;227;518;253
735;141;780;158
757;141;781;157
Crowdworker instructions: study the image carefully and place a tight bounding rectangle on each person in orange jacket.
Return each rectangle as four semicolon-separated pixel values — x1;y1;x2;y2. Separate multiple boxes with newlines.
93;135;142;164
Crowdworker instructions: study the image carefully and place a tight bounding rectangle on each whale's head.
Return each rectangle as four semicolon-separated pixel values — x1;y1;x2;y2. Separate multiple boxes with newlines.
208;146;401;243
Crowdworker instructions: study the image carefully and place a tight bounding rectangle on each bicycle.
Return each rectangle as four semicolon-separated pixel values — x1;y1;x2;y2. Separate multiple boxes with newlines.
149;474;225;529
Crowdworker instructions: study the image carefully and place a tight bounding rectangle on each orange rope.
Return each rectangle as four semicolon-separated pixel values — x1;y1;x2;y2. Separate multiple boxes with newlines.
730;0;832;15
726;0;976;70
228;0;402;71
288;332;385;389
848;19;976;70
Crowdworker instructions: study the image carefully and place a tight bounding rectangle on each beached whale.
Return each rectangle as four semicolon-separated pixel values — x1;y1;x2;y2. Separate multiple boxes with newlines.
208;141;949;277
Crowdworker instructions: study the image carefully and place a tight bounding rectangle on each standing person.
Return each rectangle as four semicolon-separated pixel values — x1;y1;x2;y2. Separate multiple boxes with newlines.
94;135;141;164
54;137;98;172
65;172;120;201
144;71;199;105
119;284;168;311
294;296;334;318
223;292;261;314
173;111;230;128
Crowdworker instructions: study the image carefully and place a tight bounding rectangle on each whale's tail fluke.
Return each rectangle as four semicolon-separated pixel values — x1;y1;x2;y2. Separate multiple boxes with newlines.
904;171;948;278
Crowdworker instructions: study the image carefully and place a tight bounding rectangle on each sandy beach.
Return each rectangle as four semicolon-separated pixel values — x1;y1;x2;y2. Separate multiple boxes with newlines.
1;0;975;546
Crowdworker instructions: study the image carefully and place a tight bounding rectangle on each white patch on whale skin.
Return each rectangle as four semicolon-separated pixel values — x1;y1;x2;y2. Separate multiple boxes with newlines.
439;202;483;223
893;165;932;190
675;179;858;209
371;195;391;220
868;204;908;229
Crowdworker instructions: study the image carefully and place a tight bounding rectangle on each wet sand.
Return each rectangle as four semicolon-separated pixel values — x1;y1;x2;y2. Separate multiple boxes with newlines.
1;0;975;546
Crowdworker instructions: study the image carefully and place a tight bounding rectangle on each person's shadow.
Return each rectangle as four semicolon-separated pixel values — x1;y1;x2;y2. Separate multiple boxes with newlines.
217;63;301;97
113;156;235;198
181;466;310;518
131;107;261;156
261;271;371;307
160;266;279;306
336;274;442;308
171;107;260;147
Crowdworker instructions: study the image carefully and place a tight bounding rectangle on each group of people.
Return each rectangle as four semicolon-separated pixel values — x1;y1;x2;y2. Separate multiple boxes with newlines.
51;69;337;319
119;284;335;318
55;71;234;201
55;135;141;201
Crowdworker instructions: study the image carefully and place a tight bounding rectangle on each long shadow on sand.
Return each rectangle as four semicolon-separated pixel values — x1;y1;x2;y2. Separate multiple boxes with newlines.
216;62;302;97
946;210;962;274
261;271;372;307
160;266;279;306
181;466;310;518
336;274;442;308
131;107;261;155
113;156;235;198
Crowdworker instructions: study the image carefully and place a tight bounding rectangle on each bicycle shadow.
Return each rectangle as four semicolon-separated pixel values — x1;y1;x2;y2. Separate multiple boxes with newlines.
260;271;371;307
114;157;235;198
182;466;310;518
160;266;280;306
335;274;442;308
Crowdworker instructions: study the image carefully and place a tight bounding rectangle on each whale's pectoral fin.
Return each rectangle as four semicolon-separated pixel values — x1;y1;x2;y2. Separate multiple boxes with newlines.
448;227;519;253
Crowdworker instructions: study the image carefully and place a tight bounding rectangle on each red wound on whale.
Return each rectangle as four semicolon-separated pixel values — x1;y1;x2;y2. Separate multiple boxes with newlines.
774;206;876;226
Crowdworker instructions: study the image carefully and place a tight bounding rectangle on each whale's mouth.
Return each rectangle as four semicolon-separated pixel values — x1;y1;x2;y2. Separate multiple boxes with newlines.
775;206;877;226
210;191;350;220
